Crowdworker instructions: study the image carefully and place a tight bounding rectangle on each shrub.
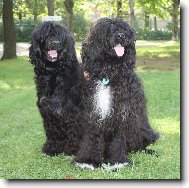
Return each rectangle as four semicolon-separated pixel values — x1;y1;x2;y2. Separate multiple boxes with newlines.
0;20;176;42
135;28;173;40
73;13;91;41
61;13;91;42
15;20;41;42
0;20;41;42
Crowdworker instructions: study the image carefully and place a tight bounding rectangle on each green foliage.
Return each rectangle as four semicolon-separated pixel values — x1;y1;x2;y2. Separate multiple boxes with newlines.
13;0;47;21
54;0;66;16
15;20;41;42
136;0;172;18
0;0;2;17
0;21;174;42
0;1;180;42
14;0;31;20
136;28;172;40
73;12;91;41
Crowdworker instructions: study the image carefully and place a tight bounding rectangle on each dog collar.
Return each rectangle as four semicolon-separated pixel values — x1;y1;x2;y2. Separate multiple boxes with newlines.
102;77;109;85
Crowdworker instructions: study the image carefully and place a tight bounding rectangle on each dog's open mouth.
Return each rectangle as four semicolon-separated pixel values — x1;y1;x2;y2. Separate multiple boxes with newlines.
113;44;125;57
48;50;58;62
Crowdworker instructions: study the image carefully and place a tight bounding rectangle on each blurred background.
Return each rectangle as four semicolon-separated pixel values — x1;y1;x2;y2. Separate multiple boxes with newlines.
0;0;180;60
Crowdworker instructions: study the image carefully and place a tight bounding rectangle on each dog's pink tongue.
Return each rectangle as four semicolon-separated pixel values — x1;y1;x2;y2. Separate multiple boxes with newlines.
114;44;125;57
48;50;58;58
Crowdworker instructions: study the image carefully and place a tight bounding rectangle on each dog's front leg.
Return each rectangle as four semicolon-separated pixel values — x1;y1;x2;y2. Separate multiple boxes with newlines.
102;130;130;172
73;129;105;170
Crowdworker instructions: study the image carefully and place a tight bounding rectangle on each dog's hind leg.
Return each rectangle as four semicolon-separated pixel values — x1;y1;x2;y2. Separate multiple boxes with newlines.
42;139;65;156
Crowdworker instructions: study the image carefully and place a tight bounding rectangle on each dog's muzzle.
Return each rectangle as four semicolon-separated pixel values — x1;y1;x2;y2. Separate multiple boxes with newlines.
47;50;58;62
113;44;125;57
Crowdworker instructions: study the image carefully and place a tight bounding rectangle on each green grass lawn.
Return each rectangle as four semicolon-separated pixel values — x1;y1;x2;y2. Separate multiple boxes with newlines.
0;41;180;179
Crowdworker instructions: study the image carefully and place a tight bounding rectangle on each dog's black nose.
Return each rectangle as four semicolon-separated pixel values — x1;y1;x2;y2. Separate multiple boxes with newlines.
117;33;125;38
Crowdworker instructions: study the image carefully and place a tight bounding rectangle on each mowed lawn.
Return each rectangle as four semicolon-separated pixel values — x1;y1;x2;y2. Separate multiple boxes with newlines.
0;41;180;179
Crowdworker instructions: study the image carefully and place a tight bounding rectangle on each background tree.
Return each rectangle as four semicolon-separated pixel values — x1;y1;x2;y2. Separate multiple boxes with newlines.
0;0;180;43
129;0;135;27
136;0;180;39
14;0;30;20
47;0;54;16
172;0;179;40
0;0;3;17
117;0;122;18
25;0;47;21
64;0;74;30
144;11;150;28
1;0;17;60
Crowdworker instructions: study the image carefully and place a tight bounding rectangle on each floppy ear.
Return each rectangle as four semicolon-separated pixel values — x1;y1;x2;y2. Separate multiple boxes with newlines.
64;30;78;63
87;21;110;58
29;27;44;68
29;30;40;58
29;22;53;67
81;41;105;76
81;19;111;73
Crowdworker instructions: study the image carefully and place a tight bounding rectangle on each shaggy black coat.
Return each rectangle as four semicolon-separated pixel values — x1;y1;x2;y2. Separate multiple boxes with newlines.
29;21;83;156
73;18;159;168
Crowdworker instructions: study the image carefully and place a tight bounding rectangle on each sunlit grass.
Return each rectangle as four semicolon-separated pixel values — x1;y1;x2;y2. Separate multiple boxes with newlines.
136;40;179;47
0;81;11;90
0;40;180;179
136;40;180;57
135;40;180;71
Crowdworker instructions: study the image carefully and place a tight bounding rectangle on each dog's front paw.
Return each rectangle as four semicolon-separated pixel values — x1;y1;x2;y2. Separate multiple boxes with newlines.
74;162;95;170
102;162;130;172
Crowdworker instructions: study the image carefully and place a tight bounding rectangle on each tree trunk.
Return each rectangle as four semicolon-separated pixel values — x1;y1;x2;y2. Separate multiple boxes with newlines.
47;0;54;16
1;0;17;60
172;0;179;40
64;0;74;31
18;12;22;20
154;16;157;30
129;0;135;27
33;0;38;21
117;0;122;18
144;11;150;28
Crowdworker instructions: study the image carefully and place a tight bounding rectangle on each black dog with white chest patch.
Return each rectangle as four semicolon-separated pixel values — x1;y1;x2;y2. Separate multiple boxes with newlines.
73;18;159;171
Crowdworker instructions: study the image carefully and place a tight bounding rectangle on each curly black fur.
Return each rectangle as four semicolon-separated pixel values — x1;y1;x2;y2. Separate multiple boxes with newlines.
29;21;83;156
73;18;160;168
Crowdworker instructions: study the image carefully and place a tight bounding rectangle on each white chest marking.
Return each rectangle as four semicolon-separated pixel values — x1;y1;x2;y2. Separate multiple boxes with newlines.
94;81;112;120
